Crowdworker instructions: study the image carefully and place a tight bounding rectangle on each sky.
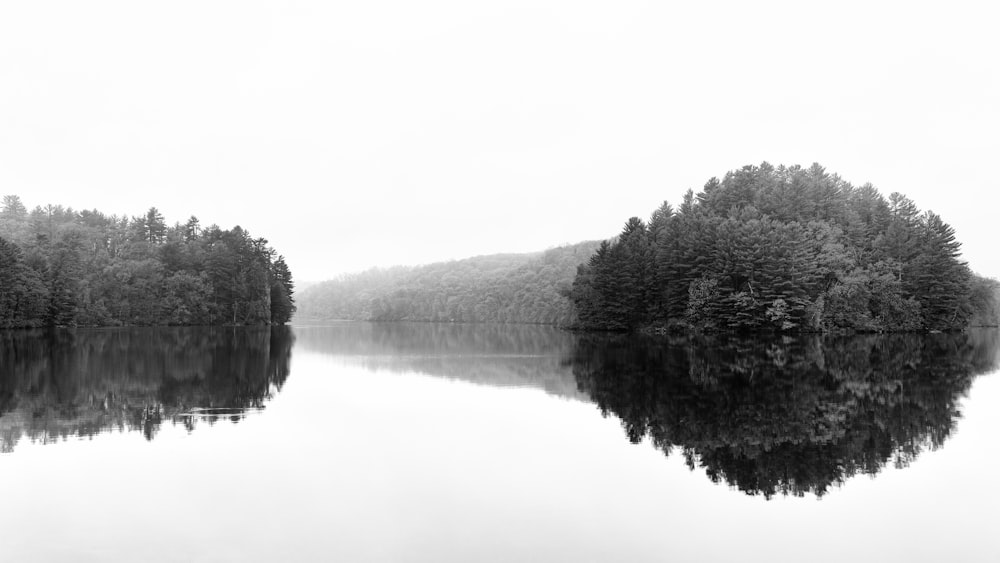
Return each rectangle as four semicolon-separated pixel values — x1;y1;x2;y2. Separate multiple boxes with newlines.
2;1;998;282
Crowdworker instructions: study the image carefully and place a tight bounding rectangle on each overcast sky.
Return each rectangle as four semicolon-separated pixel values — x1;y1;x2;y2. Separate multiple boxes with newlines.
2;1;998;282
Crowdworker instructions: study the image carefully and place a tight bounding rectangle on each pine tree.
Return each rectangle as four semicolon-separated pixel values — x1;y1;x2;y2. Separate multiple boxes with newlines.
145;207;167;244
270;255;296;324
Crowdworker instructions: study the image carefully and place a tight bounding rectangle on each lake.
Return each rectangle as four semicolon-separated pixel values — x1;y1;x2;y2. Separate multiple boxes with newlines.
1;323;998;562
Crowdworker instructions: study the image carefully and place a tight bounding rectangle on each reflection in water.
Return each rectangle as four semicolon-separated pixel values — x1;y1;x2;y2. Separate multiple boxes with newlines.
296;323;1000;498
0;327;294;453
6;321;999;501
296;321;574;357
571;330;1000;498
295;322;584;399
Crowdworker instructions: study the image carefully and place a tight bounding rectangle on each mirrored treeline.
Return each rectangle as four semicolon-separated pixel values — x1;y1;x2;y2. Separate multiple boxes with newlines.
297;323;1000;499
4;322;998;500
571;330;1000;498
294;322;585;400
0;326;293;453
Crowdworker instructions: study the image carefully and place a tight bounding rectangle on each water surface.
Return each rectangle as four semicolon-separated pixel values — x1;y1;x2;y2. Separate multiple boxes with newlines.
1;324;998;562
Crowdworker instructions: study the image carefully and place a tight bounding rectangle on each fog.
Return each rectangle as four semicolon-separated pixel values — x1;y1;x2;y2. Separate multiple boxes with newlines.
2;1;998;281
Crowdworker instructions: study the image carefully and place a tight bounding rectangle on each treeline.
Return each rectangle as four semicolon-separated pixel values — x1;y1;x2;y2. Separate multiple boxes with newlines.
0;196;295;328
571;163;1000;332
296;241;602;325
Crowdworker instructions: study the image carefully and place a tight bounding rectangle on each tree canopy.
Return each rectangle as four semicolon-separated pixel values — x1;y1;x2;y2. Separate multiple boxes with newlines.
571;163;998;332
0;196;295;328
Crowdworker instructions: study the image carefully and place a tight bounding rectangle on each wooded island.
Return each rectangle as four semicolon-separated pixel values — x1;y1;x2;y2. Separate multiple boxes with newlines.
0;196;295;328
571;163;1000;332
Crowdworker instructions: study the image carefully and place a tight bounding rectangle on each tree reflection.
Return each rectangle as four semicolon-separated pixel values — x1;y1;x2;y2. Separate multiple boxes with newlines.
0;327;293;453
571;330;1000;498
294;322;583;399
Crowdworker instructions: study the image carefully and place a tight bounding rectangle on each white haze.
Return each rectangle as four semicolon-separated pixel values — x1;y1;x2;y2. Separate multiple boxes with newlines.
2;1;998;282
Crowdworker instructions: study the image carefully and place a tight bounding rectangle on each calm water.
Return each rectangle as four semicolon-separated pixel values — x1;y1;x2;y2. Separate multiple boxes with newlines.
1;324;999;562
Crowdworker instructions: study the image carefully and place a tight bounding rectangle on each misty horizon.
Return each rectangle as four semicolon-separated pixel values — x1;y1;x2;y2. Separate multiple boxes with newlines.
4;2;999;283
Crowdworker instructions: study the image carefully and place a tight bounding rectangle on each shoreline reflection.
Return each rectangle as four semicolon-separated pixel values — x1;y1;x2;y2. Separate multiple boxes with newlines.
6;322;998;501
571;330;1000;498
0;327;293;453
294;322;583;399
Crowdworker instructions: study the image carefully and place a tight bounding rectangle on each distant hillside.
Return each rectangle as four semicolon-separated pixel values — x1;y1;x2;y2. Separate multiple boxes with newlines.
296;241;603;325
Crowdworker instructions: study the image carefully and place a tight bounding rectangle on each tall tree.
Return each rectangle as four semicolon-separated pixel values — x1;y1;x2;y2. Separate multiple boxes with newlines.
270;256;296;324
145;207;167;244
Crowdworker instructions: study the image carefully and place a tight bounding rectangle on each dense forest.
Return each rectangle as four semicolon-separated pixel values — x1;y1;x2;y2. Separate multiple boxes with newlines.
296;241;602;325
0;196;295;328
571;163;1000;332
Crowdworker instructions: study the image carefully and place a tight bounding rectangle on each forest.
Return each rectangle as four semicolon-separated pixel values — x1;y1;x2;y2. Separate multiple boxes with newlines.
571;163;1000;332
0;196;295;328
296;240;601;325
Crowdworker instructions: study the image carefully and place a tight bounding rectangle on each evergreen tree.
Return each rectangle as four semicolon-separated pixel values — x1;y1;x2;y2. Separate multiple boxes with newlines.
145;207;167;244
270;256;296;324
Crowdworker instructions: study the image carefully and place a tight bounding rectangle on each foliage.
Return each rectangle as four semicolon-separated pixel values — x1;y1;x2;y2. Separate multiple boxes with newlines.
968;275;1000;326
0;197;295;327
571;163;996;332
296;241;603;325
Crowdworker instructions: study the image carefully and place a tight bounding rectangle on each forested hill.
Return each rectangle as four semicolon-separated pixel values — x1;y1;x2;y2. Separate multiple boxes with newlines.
296;241;603;325
571;163;1000;332
0;196;295;328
